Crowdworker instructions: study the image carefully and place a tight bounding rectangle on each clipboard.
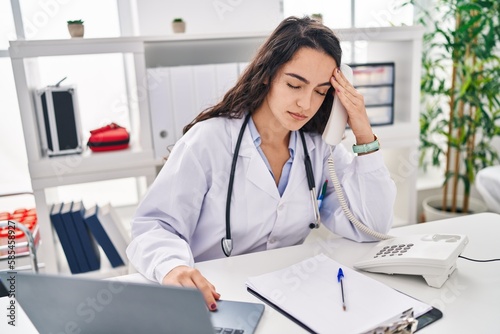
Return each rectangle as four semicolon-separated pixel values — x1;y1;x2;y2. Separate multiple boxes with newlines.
247;287;442;333
245;254;443;333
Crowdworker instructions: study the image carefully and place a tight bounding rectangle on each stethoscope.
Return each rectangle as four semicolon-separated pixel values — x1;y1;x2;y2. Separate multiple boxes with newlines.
221;113;321;257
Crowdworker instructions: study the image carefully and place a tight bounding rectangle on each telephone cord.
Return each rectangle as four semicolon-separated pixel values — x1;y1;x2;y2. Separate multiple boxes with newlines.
328;146;393;240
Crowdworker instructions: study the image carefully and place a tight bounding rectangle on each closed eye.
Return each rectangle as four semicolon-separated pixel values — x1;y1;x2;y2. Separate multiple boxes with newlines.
287;83;300;89
316;90;328;96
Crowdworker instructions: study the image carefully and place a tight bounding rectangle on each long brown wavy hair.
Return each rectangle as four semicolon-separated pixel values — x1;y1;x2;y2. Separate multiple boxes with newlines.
183;16;342;135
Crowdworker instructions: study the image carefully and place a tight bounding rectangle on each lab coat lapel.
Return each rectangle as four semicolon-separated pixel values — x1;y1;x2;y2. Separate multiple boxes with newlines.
283;132;315;197
230;116;280;200
246;152;280;199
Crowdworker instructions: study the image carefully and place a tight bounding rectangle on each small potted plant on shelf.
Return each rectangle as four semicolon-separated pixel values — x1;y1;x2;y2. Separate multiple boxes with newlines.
67;20;84;38
409;0;500;221
172;18;186;33
311;13;323;24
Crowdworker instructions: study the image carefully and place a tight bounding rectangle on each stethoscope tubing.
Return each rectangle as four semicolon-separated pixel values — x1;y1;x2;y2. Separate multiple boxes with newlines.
222;113;319;257
222;113;251;256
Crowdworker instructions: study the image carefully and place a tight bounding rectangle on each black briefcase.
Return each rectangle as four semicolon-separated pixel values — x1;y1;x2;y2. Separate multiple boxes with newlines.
34;86;83;157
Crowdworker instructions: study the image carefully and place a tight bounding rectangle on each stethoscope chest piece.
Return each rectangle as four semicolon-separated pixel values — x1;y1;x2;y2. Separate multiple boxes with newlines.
309;222;320;229
221;238;233;257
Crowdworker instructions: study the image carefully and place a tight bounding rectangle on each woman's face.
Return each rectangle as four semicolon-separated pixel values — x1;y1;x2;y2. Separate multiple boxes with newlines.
261;47;337;132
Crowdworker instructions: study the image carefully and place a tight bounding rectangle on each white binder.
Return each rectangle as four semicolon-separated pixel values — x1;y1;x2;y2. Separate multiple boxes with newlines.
147;68;176;160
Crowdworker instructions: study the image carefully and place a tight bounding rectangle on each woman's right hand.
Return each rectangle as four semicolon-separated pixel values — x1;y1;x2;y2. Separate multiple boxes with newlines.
162;265;221;311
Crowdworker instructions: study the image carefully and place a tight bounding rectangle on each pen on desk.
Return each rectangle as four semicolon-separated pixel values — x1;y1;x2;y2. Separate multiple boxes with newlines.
337;267;346;311
317;180;328;210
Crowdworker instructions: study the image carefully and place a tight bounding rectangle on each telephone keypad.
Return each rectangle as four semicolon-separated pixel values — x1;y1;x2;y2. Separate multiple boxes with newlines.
374;243;415;258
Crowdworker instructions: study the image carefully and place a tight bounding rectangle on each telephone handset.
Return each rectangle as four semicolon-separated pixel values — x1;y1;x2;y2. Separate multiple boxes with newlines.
321;64;391;241
321;64;468;288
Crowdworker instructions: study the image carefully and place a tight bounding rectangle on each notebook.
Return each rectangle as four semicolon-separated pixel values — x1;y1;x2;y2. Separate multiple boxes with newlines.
0;272;264;334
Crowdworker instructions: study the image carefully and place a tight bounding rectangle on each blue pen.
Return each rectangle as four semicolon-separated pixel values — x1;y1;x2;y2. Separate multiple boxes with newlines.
317;180;328;210
337;267;346;311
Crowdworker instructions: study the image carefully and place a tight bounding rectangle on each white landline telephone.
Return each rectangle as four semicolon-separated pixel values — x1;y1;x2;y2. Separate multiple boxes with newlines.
322;64;469;288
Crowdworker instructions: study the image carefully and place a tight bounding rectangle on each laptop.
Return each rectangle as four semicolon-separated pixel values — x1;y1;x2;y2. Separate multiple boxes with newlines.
0;272;264;334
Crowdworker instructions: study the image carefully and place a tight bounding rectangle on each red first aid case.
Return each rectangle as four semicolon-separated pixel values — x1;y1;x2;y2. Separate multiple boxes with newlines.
87;123;130;152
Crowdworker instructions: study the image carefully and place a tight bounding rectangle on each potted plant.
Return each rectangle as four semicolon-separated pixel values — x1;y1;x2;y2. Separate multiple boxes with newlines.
311;13;323;24
172;18;186;33
67;20;84;38
410;0;500;221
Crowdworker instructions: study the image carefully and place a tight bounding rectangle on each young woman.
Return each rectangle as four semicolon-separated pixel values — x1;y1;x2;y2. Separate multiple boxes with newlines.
127;17;396;310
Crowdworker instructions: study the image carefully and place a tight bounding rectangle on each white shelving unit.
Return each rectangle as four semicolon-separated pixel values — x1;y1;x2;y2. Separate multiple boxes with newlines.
9;37;158;274
338;26;424;226
9;25;423;273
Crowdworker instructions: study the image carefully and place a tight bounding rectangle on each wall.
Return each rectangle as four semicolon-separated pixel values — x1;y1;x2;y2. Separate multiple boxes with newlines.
135;0;283;35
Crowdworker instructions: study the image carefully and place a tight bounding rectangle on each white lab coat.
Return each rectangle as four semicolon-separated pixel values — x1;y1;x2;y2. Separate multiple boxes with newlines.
127;116;396;283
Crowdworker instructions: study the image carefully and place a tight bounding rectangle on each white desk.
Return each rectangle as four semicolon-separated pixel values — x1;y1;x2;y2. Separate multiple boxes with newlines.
2;213;499;333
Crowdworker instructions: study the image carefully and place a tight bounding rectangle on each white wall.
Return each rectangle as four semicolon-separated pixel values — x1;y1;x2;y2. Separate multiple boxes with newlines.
135;0;283;35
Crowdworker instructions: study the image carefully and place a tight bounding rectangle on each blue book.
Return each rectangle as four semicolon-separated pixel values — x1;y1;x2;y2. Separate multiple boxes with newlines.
70;201;101;271
83;205;125;268
60;202;90;273
49;203;81;274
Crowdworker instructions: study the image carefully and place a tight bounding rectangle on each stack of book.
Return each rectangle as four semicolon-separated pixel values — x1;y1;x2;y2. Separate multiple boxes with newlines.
49;202;130;274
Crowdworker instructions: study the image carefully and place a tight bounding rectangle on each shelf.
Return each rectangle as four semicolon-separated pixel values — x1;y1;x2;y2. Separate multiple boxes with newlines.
8;26;424;61
143;34;268;68
336;26;424;42
55;244;129;279
8;32;270;60
28;145;156;183
9;38;144;58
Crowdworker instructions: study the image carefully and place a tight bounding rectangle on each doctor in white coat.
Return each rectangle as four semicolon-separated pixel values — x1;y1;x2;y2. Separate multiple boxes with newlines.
127;16;396;311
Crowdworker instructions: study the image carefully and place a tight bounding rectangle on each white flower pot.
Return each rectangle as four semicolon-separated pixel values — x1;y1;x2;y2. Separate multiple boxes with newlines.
68;24;84;38
172;21;186;33
422;194;488;222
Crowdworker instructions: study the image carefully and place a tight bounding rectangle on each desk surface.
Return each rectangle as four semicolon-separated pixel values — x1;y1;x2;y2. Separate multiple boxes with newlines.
116;212;500;333
1;212;499;333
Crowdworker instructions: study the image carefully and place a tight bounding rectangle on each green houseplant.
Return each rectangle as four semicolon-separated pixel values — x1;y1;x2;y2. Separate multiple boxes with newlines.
411;0;500;219
172;18;186;33
67;19;84;38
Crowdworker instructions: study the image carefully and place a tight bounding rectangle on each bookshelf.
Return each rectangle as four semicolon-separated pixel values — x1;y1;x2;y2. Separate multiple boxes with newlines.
8;25;423;274
9;37;157;274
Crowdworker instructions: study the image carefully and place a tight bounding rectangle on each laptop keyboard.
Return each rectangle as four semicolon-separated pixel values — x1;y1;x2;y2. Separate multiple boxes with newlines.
214;327;244;334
